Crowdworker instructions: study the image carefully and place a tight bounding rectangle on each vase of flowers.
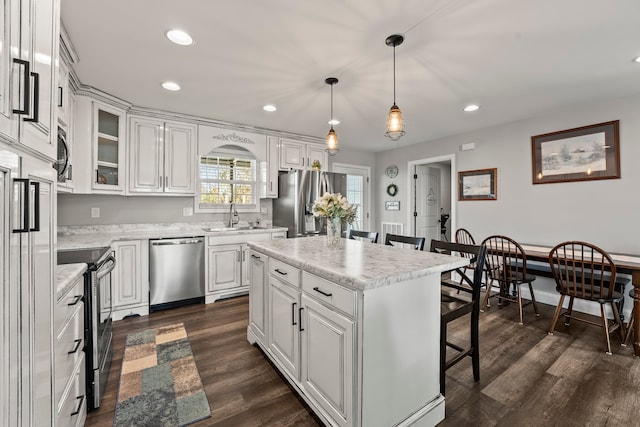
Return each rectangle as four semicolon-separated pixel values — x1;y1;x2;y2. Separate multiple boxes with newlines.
312;192;357;248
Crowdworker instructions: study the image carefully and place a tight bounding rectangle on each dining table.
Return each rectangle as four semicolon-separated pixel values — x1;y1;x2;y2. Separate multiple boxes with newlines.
520;243;640;357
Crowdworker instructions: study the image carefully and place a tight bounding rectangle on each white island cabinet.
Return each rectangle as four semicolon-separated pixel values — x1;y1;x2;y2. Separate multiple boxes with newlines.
247;238;468;427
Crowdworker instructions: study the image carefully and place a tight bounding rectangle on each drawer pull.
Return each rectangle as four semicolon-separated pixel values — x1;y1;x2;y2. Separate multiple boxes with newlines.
313;287;333;297
291;302;297;325
67;295;83;306
251;254;261;260
68;339;82;355
274;268;288;276
299;307;304;332
71;395;85;416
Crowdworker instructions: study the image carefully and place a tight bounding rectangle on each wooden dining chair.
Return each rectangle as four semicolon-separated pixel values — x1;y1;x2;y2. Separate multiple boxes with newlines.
384;233;426;251
430;239;487;396
481;235;540;325
348;229;379;244
548;241;626;354
455;228;482;288
624;288;636;346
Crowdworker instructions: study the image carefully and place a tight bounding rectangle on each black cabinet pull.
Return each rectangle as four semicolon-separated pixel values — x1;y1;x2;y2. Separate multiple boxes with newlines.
291;302;297;325
274;268;287;276
251;254;260;260
299;307;304;331
12;179;29;233
68;339;82;355
58;86;63;108
29;181;39;232
12;58;30;115
67;295;82;306
313;287;333;297
23;71;39;123
71;395;85;416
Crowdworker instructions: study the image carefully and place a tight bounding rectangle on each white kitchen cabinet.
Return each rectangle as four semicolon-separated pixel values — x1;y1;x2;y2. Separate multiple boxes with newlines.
111;240;149;320
1;147;56;425
279;138;328;171
248;250;268;346
261;136;279;198
301;293;354;427
57;90;75;192
55;275;86;427
204;231;276;303
72;96;127;194
57;58;70;127
268;275;301;381
0;0;59;159
128;116;196;195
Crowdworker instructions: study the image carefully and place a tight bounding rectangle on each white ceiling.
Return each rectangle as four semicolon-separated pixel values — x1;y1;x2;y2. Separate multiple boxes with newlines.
61;0;640;153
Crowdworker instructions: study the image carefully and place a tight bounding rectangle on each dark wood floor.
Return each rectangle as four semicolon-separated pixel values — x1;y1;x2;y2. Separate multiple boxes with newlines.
86;295;639;427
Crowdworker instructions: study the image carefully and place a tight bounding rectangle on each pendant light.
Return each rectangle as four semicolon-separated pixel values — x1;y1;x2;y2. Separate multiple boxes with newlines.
384;34;406;141
325;77;339;155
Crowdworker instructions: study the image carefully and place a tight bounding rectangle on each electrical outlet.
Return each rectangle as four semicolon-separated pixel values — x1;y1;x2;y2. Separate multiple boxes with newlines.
260;207;268;215
91;207;100;218
183;207;193;216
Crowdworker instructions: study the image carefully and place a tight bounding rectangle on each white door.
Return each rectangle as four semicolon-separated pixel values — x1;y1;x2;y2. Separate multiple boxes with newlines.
207;244;241;292
332;163;371;233
414;165;440;245
164;121;196;194
0;0;19;143
248;251;268;345
268;277;300;380
129;117;163;193
112;240;143;308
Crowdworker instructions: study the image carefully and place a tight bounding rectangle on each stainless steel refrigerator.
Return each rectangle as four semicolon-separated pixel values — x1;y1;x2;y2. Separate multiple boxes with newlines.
273;170;347;238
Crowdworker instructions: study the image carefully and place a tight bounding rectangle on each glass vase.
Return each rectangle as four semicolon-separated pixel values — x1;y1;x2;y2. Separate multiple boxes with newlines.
326;217;341;248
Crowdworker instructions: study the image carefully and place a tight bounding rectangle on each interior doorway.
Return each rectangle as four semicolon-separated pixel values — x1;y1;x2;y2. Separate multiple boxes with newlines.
406;154;455;243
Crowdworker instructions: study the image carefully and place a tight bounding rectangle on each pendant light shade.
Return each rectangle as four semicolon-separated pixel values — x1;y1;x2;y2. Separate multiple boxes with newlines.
325;77;339;155
384;34;406;141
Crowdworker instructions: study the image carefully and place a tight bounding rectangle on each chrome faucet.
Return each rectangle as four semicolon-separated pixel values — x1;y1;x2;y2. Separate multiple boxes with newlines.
228;203;239;227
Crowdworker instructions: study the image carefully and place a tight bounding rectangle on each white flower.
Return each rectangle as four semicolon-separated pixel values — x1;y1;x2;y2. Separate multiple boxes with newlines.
312;192;357;224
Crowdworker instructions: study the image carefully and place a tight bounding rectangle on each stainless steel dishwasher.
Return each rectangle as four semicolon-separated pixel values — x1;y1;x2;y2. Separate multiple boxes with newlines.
149;237;205;311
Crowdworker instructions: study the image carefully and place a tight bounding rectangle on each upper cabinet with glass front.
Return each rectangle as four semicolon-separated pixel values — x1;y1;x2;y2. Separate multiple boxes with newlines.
0;0;59;159
94;103;125;191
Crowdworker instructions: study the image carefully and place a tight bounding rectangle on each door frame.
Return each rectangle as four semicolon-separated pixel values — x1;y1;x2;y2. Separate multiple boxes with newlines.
406;154;456;240
331;163;371;231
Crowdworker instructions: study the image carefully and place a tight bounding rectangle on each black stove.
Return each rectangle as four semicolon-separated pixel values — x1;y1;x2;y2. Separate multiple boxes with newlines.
57;247;111;266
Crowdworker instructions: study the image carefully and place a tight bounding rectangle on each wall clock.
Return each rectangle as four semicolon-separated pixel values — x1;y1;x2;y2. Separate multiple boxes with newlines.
385;164;399;178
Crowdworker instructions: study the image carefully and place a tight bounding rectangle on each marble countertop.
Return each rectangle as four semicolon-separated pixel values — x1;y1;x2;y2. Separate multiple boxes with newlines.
57;222;288;251
56;263;86;301
248;237;469;290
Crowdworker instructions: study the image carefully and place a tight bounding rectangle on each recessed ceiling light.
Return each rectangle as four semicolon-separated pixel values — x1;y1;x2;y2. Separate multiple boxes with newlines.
328;119;340;125
166;29;193;46
263;104;277;112
634;56;640;63
464;104;480;112
162;81;181;91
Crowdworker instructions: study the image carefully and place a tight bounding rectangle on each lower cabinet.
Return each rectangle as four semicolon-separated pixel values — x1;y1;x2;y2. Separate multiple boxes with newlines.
248;254;356;427
111;240;149;320
55;274;87;427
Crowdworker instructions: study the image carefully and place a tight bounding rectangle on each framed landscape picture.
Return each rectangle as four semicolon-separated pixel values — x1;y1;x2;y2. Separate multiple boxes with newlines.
531;120;620;184
458;168;497;201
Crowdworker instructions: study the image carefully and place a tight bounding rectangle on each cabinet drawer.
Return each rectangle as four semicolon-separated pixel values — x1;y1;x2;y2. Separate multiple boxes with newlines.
207;232;271;246
302;272;357;318
55;305;85;410
58;353;86;427
270;258;300;288
55;276;84;337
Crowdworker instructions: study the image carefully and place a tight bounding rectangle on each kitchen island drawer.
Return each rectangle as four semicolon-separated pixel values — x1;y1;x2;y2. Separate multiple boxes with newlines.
302;272;357;317
269;258;300;288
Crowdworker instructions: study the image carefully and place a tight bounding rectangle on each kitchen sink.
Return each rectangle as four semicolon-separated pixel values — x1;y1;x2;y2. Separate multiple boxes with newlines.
202;226;269;232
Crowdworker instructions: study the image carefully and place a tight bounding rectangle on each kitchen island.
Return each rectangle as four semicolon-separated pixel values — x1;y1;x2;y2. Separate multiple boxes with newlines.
246;237;468;427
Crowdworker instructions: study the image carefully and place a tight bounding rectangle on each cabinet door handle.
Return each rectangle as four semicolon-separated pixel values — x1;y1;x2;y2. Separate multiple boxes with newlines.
291;302;297;325
165;176;168;187
23;71;39;123
68;339;82;355
58;86;63;108
29;181;40;232
299;307;304;331
274;268;287;276
12;178;29;233
67;295;83;306
251;254;260;260
12;58;30;115
242;251;245;262
71;395;85;416
313;287;333;297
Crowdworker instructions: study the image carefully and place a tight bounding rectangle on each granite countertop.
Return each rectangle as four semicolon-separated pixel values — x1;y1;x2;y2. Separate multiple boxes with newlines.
56;263;86;301
248;237;469;291
57;222;288;251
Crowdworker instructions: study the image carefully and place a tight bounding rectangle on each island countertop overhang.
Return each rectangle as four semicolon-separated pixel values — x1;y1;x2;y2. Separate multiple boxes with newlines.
248;237;469;291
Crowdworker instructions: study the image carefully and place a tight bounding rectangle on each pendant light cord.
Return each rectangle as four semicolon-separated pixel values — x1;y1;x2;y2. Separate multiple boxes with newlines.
330;82;334;127
393;44;397;105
